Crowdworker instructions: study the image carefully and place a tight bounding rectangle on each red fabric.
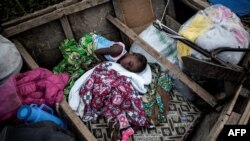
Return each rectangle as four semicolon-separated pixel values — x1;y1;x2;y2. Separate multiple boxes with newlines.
16;68;69;106
80;63;148;126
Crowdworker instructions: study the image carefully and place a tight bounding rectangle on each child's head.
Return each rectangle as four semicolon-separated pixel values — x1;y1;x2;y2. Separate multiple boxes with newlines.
119;53;147;73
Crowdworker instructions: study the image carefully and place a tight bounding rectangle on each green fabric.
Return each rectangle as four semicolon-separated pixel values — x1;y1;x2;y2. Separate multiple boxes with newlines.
143;63;174;123
53;33;100;98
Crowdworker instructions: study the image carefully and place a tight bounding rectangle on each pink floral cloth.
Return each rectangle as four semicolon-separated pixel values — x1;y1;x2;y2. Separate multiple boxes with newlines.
80;63;148;127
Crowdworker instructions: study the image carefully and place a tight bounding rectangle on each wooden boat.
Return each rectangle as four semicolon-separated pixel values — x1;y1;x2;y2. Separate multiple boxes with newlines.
1;0;249;140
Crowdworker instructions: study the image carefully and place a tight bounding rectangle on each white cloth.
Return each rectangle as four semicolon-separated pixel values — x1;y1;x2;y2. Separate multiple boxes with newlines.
130;24;178;71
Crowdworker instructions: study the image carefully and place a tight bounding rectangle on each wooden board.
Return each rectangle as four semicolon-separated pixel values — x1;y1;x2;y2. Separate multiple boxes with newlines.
239;98;250;124
15;20;65;70
113;0;155;32
226;112;241;125
205;85;242;141
67;2;120;40
3;0;110;37
60;16;74;39
112;0;155;46
13;39;39;69
2;0;78;28
106;15;221;111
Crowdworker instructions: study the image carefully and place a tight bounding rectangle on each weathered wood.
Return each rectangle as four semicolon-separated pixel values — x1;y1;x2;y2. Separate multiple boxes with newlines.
226;112;241;125
60;16;74;39
2;0;78;28
239;98;250;124
112;0;131;47
3;0;110;37
226;85;243;115
59;99;97;141
67;2;120;40
193;0;210;8
13;39;39;69
56;4;74;39
118;0;155;30
112;0;155;46
107;15;220;110
205;85;242;141
191;111;219;141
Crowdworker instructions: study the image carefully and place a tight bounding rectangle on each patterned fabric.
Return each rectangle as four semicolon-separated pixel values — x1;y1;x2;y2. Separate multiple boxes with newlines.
79;63;148;127
84;90;201;141
53;33;99;98
143;64;174;123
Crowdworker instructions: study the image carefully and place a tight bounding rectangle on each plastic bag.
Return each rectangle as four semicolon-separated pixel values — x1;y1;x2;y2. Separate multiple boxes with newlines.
130;23;179;71
177;4;250;65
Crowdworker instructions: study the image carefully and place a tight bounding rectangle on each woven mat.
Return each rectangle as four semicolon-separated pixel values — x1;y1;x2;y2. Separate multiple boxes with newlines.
85;90;201;141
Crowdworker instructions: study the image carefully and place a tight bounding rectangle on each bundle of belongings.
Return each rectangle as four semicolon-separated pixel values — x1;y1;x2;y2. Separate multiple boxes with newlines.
177;4;249;65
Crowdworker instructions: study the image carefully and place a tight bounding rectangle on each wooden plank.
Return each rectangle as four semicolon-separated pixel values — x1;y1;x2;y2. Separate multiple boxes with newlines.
13;39;39;69
226;112;241;125
107;15;221;110
112;0;131;47
60;16;74;39
193;0;210;8
119;0;155;29
60;99;97;141
239;98;250;124
3;0;110;37
205;85;242;141
112;0;155;46
2;0;78;28
56;5;74;39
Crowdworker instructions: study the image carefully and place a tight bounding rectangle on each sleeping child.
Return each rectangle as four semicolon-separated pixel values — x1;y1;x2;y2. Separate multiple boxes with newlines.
91;34;148;73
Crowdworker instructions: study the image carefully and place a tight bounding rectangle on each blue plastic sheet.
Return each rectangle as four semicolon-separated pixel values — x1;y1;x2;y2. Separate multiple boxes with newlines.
209;0;250;16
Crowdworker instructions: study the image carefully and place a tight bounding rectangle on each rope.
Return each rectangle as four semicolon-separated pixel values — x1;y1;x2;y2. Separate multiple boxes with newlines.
160;0;170;22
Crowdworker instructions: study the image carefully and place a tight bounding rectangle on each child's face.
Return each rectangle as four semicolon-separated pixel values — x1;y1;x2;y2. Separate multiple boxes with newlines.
119;54;141;72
